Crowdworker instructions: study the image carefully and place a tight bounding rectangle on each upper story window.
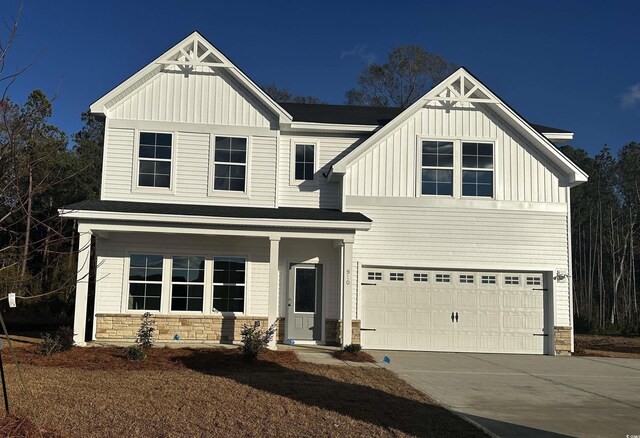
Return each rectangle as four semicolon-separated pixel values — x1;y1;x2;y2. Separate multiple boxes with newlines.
462;142;493;197
421;141;453;196
295;144;315;180
138;132;172;188
214;136;247;192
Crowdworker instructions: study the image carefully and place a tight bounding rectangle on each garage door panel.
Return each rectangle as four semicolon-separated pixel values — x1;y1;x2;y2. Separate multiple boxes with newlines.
361;268;547;354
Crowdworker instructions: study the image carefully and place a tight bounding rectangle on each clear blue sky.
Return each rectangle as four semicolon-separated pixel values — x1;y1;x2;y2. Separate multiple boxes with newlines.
4;0;639;154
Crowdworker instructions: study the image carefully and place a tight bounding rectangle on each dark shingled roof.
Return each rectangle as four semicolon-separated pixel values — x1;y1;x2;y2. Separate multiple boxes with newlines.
280;102;571;135
63;199;371;223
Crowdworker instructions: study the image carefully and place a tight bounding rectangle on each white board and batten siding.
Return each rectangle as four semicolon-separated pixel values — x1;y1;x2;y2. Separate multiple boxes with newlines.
343;104;573;329
108;66;275;128
277;135;361;209
101;127;277;207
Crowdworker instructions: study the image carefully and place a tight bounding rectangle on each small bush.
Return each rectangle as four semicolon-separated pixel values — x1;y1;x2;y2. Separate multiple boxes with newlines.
135;312;155;349
343;343;362;354
125;345;146;361
240;322;276;360
37;326;75;356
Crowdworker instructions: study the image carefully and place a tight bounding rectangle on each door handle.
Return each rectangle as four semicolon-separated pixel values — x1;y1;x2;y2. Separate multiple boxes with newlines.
455;312;458;323
451;312;455;322
288;298;292;307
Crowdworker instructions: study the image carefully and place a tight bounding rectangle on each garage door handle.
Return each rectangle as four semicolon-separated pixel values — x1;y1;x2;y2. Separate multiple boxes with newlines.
455;312;458;322
533;333;548;337
360;328;376;331
451;312;455;322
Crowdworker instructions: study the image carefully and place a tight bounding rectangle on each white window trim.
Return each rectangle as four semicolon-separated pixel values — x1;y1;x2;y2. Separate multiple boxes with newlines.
131;129;177;194
124;253;165;313
212;256;248;316
209;134;251;198
418;138;454;198
416;136;497;200
461;141;496;199
169;255;207;314
289;139;319;185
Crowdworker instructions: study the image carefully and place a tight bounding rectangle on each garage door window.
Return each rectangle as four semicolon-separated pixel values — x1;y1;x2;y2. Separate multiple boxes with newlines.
413;273;428;282
367;272;382;281
389;272;404;281
481;275;496;284
526;276;542;286
435;273;451;283
505;276;520;285
459;274;474;284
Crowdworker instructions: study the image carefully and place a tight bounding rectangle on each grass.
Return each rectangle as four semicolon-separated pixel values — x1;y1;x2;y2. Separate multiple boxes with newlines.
574;334;640;358
333;349;376;362
0;345;484;437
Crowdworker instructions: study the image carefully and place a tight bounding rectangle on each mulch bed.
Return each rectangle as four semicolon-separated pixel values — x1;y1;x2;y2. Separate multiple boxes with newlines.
0;345;484;437
574;334;640;358
333;350;376;362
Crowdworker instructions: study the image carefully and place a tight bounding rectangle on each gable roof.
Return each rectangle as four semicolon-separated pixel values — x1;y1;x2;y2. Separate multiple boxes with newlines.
331;67;587;186
90;31;292;123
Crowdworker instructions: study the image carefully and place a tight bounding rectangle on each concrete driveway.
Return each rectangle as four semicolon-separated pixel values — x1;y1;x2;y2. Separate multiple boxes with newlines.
369;351;640;438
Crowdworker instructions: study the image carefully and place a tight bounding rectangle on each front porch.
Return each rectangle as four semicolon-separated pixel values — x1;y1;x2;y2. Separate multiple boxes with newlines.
64;202;370;349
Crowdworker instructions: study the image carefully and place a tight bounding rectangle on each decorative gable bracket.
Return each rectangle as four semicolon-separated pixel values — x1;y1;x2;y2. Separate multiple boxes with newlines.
156;36;233;71
424;73;498;108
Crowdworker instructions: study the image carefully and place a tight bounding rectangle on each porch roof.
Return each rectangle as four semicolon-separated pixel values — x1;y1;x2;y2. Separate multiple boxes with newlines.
61;199;371;226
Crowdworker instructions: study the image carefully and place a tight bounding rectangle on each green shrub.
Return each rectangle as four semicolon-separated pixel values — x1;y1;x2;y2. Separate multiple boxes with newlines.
37;326;75;356
240;322;276;360
135;312;155;349
125;345;146;361
343;344;362;354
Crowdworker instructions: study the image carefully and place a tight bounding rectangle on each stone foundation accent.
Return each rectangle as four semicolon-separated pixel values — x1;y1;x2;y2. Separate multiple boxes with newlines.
554;326;572;356
325;319;361;345
96;314;274;343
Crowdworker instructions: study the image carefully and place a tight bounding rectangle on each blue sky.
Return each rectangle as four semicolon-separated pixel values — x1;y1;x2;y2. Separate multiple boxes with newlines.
4;0;639;154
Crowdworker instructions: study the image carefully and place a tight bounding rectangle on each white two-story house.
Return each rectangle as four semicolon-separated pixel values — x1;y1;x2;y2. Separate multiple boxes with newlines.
61;32;587;355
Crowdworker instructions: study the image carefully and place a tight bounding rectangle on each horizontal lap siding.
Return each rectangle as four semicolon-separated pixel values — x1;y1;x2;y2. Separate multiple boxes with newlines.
101;128;276;207
278;136;361;209
349;204;571;326
344;105;566;203
95;234;270;316
110;67;274;127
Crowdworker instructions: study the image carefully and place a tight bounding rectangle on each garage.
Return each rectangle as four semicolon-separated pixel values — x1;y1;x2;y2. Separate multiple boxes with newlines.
360;268;548;354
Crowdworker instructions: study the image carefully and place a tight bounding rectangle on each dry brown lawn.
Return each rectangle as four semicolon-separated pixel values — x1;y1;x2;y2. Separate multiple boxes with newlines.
574;334;640;358
0;345;484;438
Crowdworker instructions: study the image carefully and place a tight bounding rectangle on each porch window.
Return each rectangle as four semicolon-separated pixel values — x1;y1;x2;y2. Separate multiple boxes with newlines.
421;141;453;196
214;136;247;192
138;132;172;188
462;142;493;197
294;144;315;180
212;257;246;312
171;256;205;312
128;254;163;311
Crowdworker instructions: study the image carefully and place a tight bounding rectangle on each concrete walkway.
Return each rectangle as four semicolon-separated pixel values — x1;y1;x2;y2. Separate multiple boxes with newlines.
280;344;380;367
369;350;640;438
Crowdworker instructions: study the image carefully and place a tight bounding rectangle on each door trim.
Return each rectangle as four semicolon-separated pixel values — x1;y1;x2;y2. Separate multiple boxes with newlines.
285;262;324;343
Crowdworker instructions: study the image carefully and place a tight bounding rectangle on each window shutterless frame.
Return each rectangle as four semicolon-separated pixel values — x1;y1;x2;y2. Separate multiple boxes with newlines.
126;253;164;312
212;257;247;314
461;141;495;198
289;139;319;185
170;255;206;313
210;134;250;195
132;130;177;193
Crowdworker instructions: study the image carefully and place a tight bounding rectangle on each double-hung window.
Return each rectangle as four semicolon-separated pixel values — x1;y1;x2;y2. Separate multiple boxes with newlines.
171;256;205;312
421;141;453;196
128;254;163;311
212;257;246;312
462;142;493;197
138;132;172;188
214;136;247;192
294;144;315;180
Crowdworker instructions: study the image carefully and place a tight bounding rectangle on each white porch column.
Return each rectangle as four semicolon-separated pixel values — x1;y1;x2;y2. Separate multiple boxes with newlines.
267;236;280;349
73;225;92;346
341;238;354;347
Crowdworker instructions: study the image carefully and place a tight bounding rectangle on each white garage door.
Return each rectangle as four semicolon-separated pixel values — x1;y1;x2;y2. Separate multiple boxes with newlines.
360;268;547;354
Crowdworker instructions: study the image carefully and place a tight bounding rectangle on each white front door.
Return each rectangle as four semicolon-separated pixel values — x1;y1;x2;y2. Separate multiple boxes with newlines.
360;268;547;354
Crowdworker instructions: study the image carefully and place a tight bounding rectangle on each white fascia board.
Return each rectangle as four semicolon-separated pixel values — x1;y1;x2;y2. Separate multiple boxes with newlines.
543;132;574;141
58;209;371;231
283;121;379;134
89;31;292;123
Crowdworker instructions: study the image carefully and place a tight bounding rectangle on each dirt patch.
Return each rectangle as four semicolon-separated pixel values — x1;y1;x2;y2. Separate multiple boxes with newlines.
333;350;375;362
0;413;63;437
574;334;640;358
0;345;484;437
